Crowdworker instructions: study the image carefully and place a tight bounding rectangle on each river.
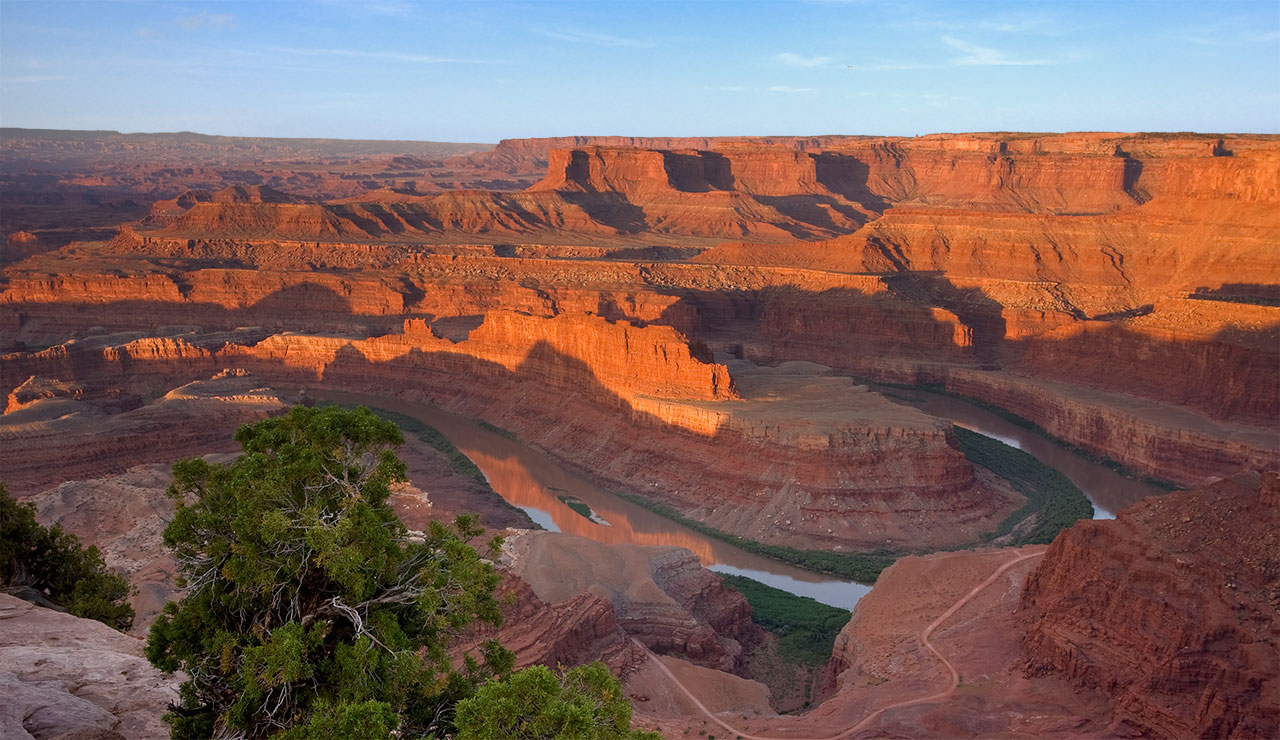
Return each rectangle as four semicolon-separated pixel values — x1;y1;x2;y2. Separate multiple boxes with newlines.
868;385;1164;519
313;388;1163;611
314;390;873;610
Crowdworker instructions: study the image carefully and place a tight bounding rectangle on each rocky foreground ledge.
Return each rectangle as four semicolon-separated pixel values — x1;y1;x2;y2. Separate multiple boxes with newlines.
0;594;179;740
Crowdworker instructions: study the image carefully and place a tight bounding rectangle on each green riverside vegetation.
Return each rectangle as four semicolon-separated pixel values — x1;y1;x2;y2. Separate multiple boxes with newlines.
0;483;134;631
860;377;1178;491
953;428;1095;544
610;490;894;582
944;393;1180;491
717;574;851;666
476;419;520;441
557;495;595;521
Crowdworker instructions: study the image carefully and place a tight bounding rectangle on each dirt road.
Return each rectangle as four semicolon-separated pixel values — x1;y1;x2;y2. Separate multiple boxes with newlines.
643;548;1046;739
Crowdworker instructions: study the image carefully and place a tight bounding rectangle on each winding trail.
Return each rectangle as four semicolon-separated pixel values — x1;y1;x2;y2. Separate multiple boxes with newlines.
642;549;1046;740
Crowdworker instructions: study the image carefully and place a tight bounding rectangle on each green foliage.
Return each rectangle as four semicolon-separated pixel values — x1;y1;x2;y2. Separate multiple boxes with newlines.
610;490;893;582
0;483;134;630
862;379;1177;491
718;574;851;666
145;405;513;739
933;391;1178;491
557;495;595;521
953;428;1095;544
455;662;661;740
476;420;519;441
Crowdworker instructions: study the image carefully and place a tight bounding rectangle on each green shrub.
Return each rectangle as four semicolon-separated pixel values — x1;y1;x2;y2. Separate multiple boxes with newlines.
0;483;134;630
455;662;660;739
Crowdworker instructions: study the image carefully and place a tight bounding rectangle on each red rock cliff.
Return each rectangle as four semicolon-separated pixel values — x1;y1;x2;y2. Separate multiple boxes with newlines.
1020;473;1280;739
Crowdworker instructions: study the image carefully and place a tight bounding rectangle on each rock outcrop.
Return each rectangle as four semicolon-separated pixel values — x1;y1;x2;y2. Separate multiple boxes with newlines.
3;128;1276;562
28;463;188;634
0;370;286;494
452;571;645;676
0;594;178;740
1020;473;1280;738
504;531;762;673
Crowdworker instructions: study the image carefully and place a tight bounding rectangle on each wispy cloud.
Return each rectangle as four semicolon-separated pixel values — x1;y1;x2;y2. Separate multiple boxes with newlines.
269;46;490;65
942;36;1051;66
845;61;942;71
534;27;656;48
707;84;815;94
775;52;833;67
311;0;417;17
2;75;69;85
845;35;1058;71
1181;28;1280;46
177;11;238;32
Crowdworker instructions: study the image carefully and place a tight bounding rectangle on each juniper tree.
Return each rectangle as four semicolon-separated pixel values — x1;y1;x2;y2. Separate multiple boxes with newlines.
144;405;511;739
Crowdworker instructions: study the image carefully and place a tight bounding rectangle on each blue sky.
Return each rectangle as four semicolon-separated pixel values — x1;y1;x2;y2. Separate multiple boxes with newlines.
2;0;1278;141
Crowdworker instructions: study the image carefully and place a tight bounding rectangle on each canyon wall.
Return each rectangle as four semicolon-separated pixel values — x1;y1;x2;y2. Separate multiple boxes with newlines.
1;311;1009;552
504;532;762;674
1020;473;1280;738
0;371;285;494
944;370;1279;487
3;130;1276;551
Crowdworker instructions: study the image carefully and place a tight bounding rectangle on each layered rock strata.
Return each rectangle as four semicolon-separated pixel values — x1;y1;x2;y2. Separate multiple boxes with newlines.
0;370;286;494
945;370;1279;487
1020;473;1280;738
1;312;1010;551
504;531;762;673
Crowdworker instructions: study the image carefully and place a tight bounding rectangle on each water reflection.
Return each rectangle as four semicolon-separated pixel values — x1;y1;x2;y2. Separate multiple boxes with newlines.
872;386;1166;519
313;390;869;610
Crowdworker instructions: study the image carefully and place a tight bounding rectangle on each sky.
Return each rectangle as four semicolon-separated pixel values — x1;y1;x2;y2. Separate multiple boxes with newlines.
1;0;1278;142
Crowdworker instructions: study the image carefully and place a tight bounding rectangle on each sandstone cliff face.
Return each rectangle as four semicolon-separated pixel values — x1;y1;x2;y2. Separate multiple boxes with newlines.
1020;473;1280;739
3;131;1275;557
504;532;762;674
452;571;645;676
0;594;178;740
945;370;1279;487
158;133;1280;243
